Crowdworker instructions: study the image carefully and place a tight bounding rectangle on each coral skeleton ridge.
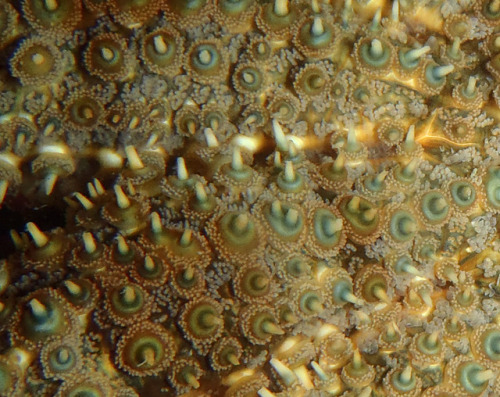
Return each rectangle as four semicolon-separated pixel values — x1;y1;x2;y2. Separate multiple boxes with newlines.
0;0;500;396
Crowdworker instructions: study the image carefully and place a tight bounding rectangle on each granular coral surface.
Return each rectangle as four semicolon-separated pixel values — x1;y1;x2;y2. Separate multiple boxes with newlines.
0;0;500;396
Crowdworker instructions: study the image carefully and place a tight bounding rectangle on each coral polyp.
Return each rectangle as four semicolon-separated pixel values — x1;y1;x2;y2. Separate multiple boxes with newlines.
0;0;500;396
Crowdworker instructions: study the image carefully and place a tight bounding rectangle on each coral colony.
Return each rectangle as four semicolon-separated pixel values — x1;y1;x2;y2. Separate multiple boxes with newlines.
1;0;500;396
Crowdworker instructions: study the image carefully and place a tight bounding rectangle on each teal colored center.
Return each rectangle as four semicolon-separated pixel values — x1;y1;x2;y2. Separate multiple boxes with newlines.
392;370;416;392
483;330;500;361
313;208;341;247
265;203;304;239
359;40;390;68
485;167;500;208
23;299;63;340
394;164;416;184
238;67;263;91
332;280;351;304
424;63;445;87
191;44;220;71
49;345;76;372
299;21;333;48
129;336;164;368
459;362;489;395
394;256;414;274
220;213;256;247
451;181;475;207
421;192;449;222
390;210;416;242
417;334;441;355
146;34;176;66
399;48;420;70
277;171;304;192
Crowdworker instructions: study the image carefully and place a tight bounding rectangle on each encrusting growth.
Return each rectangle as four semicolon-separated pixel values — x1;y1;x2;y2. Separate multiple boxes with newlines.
0;0;499;396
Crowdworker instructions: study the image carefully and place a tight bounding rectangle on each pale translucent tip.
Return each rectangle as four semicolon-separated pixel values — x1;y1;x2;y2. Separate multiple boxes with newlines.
26;222;49;248
114;185;131;209
274;0;289;16
177;157;189;181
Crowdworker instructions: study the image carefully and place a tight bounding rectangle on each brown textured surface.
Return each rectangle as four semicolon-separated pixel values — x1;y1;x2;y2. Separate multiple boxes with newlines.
0;1;500;396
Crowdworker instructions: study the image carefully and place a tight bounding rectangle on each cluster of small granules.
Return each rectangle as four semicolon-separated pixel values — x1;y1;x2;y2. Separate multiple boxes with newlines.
0;0;500;396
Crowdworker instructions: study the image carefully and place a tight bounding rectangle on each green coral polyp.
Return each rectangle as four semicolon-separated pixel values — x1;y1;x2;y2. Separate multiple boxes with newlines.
399;47;426;71
285;256;309;277
127;336;165;370
264;202;304;239
339;197;379;236
457;361;491;395
62;280;92;307
176;267;197;289
190;44;220;74
111;285;144;315
188;304;221;337
261;2;296;29
277;168;304;192
235;66;263;92
363;172;387;193
320;159;348;182
137;256;164;280
85;34;128;81
144;31;177;68
220;212;256;247
389;210;417;242
484;166;500;208
421;191;449;222
299;291;323;314
298;19;334;49
362;275;388;302
312;208;341;247
358;38;392;69
10;39;60;85
27;235;64;262
23;0;76;27
251;311;279;340
67;97;102;129
47;345;77;374
95;42;123;68
331;279;354;305
482;329;500;361
391;369;417;392
223;162;253;182
416;333;442;355
424;62;449;88
22;297;65;341
298;69;326;96
241;269;270;298
483;0;500;20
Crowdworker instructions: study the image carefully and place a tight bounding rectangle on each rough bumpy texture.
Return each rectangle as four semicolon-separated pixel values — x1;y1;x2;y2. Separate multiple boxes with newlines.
0;0;500;396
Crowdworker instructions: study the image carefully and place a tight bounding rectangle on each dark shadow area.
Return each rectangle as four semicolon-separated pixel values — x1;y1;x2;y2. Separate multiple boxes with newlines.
0;204;65;260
